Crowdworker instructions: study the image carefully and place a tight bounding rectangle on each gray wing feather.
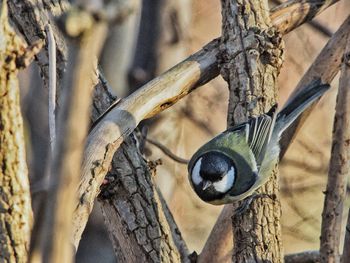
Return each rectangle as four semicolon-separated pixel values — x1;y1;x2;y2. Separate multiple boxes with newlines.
246;105;277;166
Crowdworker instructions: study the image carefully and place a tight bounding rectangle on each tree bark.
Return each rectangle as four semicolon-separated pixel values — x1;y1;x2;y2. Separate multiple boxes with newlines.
92;72;189;263
0;2;32;262
320;32;350;263
219;0;284;262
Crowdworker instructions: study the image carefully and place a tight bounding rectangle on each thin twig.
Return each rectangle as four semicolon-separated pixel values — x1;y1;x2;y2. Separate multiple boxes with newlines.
145;137;189;164
45;24;56;155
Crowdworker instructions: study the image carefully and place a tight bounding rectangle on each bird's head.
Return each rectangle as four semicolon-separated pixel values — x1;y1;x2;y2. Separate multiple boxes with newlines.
190;151;236;202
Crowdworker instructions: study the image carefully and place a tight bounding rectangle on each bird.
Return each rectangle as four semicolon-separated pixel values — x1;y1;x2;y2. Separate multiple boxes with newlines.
188;79;330;205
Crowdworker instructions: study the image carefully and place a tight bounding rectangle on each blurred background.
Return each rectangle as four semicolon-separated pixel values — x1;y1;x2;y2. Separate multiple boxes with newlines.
18;0;350;261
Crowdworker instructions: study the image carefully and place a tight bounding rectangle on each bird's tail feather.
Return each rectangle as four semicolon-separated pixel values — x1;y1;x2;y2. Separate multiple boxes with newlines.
275;79;330;136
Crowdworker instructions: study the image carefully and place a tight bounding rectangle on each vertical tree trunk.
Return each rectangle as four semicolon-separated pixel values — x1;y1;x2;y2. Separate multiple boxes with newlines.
0;1;32;262
219;0;284;262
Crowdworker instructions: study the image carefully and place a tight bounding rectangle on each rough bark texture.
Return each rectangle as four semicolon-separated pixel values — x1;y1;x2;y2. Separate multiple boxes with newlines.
341;208;350;263
0;2;32;262
99;140;185;263
92;76;189;263
219;0;284;262
320;34;350;263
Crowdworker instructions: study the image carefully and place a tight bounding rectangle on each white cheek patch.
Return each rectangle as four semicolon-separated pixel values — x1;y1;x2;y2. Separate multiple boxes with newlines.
191;158;203;185
213;167;235;193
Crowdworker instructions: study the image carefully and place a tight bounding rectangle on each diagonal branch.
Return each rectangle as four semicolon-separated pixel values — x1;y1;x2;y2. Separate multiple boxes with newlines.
320;30;350;263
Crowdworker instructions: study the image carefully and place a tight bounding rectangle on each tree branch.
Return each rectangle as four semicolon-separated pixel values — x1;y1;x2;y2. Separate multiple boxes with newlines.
319;31;350;263
0;2;32;261
37;9;108;262
280;15;350;156
284;250;320;263
91;74;189;262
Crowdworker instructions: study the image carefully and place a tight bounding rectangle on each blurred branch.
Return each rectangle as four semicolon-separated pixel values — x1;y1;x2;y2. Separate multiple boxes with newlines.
197;205;233;263
271;0;333;37
341;208;350;263
45;24;57;155
145;137;189;164
285;250;320;263
320;33;350;263
33;10;108;263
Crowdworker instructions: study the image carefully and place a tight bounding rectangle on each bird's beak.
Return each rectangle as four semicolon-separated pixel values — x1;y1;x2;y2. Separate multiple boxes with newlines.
202;181;212;191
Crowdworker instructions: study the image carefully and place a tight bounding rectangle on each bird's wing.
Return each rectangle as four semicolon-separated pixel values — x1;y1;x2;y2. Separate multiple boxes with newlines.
236;105;278;167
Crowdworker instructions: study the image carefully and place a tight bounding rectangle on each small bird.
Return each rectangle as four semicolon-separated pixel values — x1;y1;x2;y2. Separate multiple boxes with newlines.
188;79;330;205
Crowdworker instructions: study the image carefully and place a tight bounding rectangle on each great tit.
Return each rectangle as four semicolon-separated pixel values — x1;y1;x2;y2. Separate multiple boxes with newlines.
188;79;330;205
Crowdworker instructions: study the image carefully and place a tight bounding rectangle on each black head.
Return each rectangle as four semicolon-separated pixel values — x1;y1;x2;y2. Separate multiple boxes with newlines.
190;151;237;202
199;151;234;182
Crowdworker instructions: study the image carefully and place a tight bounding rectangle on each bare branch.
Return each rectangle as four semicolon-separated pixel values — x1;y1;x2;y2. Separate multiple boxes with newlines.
45;24;57;155
280;15;350;157
271;0;333;37
320;32;350;263
145;137;189;164
284;250;320;263
35;12;108;262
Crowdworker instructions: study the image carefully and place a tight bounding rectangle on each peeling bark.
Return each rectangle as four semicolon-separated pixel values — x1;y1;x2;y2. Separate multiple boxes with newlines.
0;2;32;262
219;0;284;262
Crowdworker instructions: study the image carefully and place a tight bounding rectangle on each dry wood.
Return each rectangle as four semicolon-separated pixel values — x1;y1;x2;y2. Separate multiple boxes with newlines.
0;2;32;261
320;32;350;263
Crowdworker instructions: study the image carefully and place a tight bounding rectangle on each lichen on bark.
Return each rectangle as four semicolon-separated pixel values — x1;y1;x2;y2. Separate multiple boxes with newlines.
0;1;32;262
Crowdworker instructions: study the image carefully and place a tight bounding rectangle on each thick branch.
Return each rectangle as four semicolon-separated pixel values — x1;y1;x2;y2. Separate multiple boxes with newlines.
0;2;32;262
319;32;350;263
219;0;284;262
91;79;189;262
